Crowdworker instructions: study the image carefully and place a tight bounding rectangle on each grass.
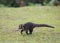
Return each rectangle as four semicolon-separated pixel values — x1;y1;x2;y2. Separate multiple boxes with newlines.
0;6;60;43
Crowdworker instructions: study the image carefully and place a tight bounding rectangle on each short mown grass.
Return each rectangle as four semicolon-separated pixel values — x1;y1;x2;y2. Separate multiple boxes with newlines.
0;6;60;43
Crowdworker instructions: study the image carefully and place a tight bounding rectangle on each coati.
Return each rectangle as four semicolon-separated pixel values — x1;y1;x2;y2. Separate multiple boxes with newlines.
18;22;55;35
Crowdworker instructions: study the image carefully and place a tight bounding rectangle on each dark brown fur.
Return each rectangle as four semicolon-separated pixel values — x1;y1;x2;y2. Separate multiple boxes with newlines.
19;22;54;35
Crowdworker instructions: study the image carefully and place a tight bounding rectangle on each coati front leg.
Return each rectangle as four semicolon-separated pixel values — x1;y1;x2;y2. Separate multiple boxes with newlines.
24;29;33;35
21;29;29;35
21;29;24;34
21;29;33;35
21;28;29;35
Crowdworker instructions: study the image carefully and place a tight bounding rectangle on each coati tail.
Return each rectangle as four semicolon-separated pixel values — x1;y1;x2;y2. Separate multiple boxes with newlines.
34;24;55;28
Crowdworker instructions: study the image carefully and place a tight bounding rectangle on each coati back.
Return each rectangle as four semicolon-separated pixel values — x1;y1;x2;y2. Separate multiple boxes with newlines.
19;22;55;35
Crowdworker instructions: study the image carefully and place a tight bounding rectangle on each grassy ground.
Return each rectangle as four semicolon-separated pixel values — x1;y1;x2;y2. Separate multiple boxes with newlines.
0;6;60;43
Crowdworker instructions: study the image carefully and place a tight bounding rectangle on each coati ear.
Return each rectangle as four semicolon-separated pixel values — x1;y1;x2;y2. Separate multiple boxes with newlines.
19;24;24;29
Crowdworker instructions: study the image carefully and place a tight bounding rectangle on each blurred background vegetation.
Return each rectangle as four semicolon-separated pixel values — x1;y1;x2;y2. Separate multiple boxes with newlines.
0;0;60;7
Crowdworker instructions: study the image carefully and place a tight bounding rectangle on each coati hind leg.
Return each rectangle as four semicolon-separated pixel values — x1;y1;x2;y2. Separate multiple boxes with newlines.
29;29;33;34
25;29;29;35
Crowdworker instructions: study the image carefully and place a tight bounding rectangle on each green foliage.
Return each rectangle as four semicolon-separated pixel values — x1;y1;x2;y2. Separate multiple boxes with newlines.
0;0;53;7
0;4;5;7
0;0;17;7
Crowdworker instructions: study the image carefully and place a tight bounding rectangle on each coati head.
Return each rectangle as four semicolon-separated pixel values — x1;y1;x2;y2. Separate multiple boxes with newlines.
19;24;24;30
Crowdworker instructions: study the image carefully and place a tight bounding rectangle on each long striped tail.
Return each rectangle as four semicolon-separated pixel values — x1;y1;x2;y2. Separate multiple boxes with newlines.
34;24;55;28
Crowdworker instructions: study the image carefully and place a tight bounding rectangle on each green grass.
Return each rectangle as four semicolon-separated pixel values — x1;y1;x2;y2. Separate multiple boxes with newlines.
0;6;60;43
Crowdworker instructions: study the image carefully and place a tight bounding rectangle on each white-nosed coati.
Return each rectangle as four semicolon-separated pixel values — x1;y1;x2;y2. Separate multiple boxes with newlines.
18;22;55;35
